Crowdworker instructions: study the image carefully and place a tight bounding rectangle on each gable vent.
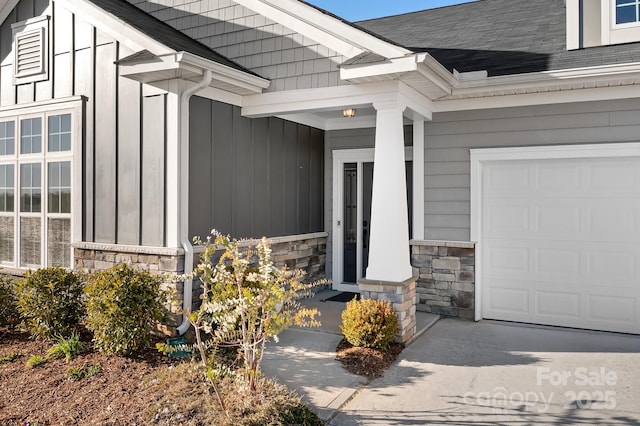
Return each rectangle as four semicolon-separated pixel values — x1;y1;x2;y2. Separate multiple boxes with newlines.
12;16;49;85
15;28;45;77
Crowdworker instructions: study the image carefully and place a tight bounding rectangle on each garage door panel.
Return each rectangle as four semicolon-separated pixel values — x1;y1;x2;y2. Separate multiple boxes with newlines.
487;245;530;273
589;159;640;191
535;204;581;236
535;290;581;320
536;163;581;191
588;249;637;282
536;248;581;275
588;294;636;325
481;154;640;334
487;285;530;315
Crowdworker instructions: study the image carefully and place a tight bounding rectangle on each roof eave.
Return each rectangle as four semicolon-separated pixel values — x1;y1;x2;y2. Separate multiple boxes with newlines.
120;52;270;95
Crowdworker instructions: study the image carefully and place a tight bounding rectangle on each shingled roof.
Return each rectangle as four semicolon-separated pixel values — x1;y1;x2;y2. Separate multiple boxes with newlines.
86;0;260;77
356;0;640;76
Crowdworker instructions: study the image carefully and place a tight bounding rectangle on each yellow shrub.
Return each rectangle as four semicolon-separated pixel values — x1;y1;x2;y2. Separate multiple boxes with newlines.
340;298;398;349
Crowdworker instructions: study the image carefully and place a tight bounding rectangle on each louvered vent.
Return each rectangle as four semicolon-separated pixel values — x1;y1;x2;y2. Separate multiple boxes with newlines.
15;29;44;77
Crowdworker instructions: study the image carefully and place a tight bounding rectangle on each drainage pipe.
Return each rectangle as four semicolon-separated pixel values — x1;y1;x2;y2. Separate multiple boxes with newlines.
176;69;213;335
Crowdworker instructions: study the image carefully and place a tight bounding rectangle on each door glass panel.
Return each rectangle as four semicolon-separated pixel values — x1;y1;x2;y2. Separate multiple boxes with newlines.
343;163;357;283
362;162;374;275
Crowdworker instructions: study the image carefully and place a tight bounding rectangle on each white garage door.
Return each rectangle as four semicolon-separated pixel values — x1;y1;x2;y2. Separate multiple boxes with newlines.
477;148;640;334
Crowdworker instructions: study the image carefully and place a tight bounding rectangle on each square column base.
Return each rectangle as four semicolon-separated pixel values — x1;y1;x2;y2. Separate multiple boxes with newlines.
358;275;418;344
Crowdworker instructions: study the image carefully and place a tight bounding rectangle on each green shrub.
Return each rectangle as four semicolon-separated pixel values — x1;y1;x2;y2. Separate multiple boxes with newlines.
340;298;399;349
85;264;169;355
0;274;19;327
14;268;84;339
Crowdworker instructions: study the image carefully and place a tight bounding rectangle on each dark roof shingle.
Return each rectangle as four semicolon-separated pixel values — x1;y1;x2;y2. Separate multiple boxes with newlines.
356;0;640;76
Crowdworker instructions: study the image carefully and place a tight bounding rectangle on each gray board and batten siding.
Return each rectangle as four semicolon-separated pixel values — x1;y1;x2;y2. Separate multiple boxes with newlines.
1;0;168;247
127;0;346;92
189;95;324;241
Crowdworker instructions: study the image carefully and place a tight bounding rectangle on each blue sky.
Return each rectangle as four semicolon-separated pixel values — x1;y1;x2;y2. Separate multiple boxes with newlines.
306;0;476;22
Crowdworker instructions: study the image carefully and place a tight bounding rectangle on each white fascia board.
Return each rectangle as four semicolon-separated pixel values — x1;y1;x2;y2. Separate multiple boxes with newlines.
54;0;173;56
0;0;21;27
242;80;402;116
434;83;640;112
452;62;640;96
197;86;243;107
176;52;270;93
242;80;433;120
233;0;409;59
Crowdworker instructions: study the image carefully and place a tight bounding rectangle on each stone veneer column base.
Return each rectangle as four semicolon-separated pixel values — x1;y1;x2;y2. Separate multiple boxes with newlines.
358;276;418;344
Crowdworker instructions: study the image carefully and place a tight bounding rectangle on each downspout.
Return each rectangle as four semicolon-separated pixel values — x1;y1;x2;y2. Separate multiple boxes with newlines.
177;69;213;335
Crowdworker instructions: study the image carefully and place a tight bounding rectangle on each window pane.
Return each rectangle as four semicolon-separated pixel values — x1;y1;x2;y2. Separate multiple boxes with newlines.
20;118;42;154
20;163;41;213
48;161;70;214
47;218;70;267
0;121;15;156
0;164;14;212
48;114;72;152
20;217;40;267
617;4;637;23
0;216;13;263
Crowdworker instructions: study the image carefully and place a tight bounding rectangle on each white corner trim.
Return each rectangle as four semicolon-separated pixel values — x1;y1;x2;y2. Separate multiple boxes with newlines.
54;0;174;56
232;0;409;59
470;141;640;323
412;119;425;240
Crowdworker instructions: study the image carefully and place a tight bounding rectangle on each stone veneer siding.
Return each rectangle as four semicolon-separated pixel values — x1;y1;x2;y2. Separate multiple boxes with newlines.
74;232;328;313
190;233;328;302
410;240;476;320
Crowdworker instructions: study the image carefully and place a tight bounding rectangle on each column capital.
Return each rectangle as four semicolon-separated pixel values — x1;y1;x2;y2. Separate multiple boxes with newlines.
373;98;406;113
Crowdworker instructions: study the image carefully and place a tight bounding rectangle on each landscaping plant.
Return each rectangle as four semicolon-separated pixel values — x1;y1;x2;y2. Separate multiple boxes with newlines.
46;332;84;362
14;268;84;339
187;231;324;393
340;298;399;349
85;264;169;355
0;274;19;327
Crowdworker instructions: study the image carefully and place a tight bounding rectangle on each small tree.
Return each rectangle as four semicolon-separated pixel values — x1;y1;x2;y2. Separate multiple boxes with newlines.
188;231;324;392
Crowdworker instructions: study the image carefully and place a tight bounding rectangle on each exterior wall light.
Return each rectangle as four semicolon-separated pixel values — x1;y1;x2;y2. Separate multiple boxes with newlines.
342;108;356;118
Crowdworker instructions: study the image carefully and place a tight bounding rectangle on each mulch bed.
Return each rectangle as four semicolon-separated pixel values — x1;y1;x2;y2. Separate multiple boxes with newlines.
335;338;404;379
0;327;176;426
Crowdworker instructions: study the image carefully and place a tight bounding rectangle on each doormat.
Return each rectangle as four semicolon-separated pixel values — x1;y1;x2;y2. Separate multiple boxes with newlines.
323;292;360;303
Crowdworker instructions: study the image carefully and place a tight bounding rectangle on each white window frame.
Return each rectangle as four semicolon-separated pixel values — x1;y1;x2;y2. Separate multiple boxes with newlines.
0;97;82;269
612;0;640;27
603;0;640;45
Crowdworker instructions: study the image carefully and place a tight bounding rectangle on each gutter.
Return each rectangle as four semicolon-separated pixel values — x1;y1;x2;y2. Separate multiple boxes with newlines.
176;70;213;336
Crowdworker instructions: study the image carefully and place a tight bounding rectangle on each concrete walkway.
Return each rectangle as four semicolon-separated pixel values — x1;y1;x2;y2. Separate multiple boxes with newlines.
263;305;640;425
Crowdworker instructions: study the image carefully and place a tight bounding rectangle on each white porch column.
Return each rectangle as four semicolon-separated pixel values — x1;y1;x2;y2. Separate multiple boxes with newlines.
412;119;425;240
365;100;413;282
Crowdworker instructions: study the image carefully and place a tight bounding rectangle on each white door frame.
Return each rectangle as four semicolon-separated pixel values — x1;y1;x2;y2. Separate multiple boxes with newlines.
332;147;413;291
470;142;640;322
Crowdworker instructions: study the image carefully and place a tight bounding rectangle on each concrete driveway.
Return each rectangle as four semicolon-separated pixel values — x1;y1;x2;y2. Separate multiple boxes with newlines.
330;318;640;425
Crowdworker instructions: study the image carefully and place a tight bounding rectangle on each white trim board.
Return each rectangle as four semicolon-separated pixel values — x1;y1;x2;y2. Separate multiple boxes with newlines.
470;142;640;322
232;0;409;59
